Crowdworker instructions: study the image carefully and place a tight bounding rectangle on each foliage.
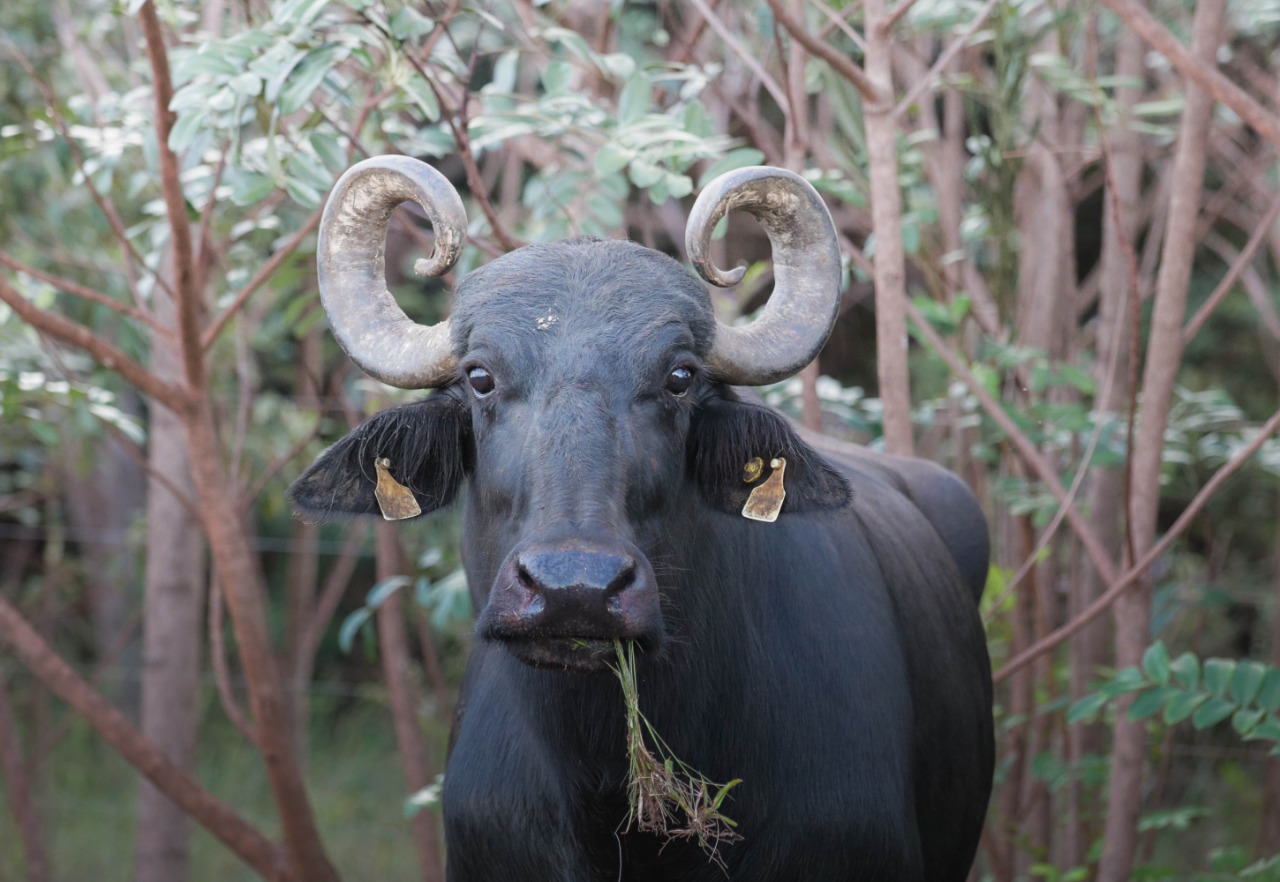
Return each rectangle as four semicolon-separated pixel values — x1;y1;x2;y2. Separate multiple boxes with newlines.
1070;641;1280;751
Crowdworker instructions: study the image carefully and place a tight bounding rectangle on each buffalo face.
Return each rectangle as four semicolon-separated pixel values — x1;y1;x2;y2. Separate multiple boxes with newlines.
288;158;849;673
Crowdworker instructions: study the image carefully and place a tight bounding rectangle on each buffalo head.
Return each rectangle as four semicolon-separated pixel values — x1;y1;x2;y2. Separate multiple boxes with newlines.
289;157;850;671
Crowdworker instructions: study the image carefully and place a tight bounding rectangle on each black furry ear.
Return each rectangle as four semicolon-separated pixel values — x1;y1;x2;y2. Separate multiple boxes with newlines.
288;391;472;521
687;395;851;516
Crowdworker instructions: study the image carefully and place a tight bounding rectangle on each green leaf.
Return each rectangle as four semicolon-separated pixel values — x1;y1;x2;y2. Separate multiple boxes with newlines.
389;6;435;41
274;0;331;27
403;76;441;122
1163;691;1208;725
1067;691;1110;724
168;110;206;155
230;172;277;206
1099;666;1148;697
1142;642;1171;685
337;607;372;653
541;60;573;95
1231;661;1267;705
1127;687;1172;721
278;44;348;115
1204;658;1236;697
1191;696;1237;729
366;575;412;609
1232;707;1266;736
1258;669;1280;713
594;143;632;177
628;159;664;189
697;148;765;187
1169;652;1200;689
1248;717;1280;744
181;51;240;78
617;73;650;125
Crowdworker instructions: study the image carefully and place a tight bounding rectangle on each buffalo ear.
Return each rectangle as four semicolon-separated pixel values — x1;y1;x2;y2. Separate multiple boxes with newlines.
288;392;472;521
687;395;851;516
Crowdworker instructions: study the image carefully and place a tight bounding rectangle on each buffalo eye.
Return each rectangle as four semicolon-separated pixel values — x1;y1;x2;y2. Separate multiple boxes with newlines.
665;366;694;397
467;366;496;397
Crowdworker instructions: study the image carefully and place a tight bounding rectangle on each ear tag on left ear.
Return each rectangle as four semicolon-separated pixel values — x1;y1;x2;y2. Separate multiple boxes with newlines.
374;457;421;521
742;458;786;523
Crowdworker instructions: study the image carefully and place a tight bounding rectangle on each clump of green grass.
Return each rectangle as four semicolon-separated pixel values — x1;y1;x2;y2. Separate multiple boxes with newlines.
611;639;742;868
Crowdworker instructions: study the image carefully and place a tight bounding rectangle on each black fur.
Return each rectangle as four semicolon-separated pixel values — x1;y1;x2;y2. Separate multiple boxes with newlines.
288;390;471;520
290;238;993;882
687;391;852;513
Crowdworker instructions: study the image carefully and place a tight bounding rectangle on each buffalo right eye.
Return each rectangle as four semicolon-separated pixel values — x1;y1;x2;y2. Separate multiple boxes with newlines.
467;366;495;397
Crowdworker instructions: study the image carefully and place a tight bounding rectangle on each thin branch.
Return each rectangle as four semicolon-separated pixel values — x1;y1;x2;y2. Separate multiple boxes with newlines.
208;567;259;747
0;274;185;410
894;0;1001;119
1097;0;1280;147
905;298;1119;584
814;0;866;51
2;44;168;305
689;0;789;109
766;0;885;105
0;593;286;877
240;421;324;512
139;1;204;390
1182;192;1280;343
996;406;1280;683
202;208;323;349
0;251;168;334
882;0;924;34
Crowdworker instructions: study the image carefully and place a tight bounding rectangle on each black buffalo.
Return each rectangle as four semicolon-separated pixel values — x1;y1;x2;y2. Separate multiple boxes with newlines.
290;156;993;882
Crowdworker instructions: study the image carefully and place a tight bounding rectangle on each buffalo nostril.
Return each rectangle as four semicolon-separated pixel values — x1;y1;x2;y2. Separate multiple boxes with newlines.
604;559;636;596
517;563;540;594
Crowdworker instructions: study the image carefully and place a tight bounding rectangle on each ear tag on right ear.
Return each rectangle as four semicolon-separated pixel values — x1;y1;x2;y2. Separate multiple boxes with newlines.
374;457;421;521
742;458;786;523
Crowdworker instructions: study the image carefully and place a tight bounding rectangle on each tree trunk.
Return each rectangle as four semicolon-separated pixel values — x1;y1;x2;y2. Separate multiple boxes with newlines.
1097;3;1227;880
375;524;444;882
864;0;913;455
1069;13;1145;867
134;299;205;882
0;671;51;882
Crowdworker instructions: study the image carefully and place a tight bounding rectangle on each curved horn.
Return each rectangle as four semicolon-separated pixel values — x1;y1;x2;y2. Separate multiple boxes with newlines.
686;167;841;386
317;155;467;389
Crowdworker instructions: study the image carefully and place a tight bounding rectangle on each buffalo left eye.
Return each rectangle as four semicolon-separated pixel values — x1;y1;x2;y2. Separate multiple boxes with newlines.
467;366;495;397
665;366;694;397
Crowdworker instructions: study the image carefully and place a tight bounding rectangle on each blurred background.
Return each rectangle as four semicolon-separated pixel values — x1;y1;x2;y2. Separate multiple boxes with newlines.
0;1;1279;880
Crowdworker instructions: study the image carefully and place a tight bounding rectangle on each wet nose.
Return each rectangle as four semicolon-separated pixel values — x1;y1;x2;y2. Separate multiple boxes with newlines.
517;548;636;599
478;541;662;642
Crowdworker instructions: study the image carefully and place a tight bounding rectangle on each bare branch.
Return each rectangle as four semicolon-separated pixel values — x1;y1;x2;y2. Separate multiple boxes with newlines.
0;274;185;410
689;0;789;109
0;251;167;334
893;0;1000;119
1097;0;1280;147
208;568;259;747
996;405;1280;683
139;1;205;390
202;208;323;350
1182;192;1280;343
766;0;885;105
904;298;1120;584
0;593;285;877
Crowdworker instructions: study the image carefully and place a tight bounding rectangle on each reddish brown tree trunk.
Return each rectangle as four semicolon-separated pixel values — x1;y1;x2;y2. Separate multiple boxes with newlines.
0;672;51;882
1097;3;1227;880
375;524;444;882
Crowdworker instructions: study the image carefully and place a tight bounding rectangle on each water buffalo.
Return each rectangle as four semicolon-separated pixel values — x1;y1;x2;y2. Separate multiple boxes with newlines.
290;156;993;882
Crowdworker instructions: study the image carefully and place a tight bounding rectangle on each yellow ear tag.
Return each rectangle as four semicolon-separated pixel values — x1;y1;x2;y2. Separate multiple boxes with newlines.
374;458;421;521
742;456;765;483
742;458;786;523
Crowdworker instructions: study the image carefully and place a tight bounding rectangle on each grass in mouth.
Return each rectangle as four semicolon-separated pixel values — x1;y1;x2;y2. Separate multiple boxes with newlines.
610;639;743;868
